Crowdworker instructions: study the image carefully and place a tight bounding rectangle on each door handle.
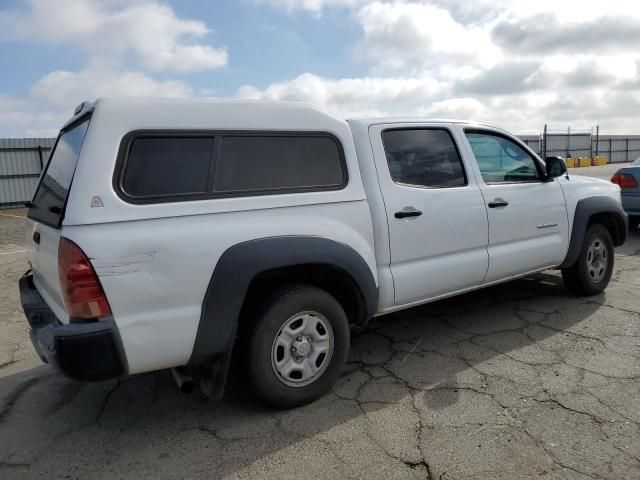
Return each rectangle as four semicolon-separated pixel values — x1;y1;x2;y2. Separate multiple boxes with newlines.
488;198;509;208
395;208;423;219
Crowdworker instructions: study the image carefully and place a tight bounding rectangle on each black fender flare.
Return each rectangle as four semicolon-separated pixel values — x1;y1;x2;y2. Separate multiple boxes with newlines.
188;236;378;368
559;196;628;269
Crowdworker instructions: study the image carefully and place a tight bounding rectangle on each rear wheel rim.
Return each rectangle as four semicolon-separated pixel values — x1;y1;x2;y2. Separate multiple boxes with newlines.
586;236;608;283
271;311;334;388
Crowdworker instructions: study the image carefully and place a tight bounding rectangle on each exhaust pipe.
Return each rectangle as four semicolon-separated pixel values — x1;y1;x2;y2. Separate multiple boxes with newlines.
171;367;196;394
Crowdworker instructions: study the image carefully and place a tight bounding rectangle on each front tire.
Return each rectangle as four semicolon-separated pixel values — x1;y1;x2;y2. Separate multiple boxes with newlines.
629;216;639;231
561;224;614;296
246;285;350;408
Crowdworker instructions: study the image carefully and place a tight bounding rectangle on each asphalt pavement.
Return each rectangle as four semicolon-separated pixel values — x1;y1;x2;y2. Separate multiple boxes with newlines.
0;164;638;479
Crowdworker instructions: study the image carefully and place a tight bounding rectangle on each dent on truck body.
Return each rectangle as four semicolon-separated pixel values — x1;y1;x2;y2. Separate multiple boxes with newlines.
92;251;158;276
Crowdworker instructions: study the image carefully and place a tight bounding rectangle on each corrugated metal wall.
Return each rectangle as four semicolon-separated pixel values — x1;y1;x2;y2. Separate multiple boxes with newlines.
544;133;592;158
519;134;640;163
596;135;640;163
0;138;55;208
517;135;541;154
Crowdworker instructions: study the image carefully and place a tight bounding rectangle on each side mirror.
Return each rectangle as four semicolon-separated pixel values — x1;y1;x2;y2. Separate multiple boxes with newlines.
545;156;567;178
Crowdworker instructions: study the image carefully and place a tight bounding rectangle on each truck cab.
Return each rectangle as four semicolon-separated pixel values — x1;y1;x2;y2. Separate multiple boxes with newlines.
352;119;572;309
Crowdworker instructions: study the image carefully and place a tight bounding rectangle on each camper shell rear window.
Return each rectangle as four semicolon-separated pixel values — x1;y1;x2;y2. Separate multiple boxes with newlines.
27;116;91;228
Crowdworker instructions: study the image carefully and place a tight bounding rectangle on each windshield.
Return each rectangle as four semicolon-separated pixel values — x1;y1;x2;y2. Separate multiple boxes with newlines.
633;157;640;166
28;117;90;227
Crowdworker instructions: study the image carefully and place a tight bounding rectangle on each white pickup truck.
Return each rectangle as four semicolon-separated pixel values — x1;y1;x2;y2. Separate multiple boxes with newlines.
20;98;627;408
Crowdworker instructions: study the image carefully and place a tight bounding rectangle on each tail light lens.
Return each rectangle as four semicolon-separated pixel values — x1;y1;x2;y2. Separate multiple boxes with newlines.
58;237;111;320
611;172;638;188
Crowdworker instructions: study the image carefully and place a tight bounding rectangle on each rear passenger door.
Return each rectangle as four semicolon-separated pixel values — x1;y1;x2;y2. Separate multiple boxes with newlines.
370;124;489;305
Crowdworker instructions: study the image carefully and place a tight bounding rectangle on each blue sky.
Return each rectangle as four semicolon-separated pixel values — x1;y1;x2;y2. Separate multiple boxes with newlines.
0;0;365;98
1;0;639;136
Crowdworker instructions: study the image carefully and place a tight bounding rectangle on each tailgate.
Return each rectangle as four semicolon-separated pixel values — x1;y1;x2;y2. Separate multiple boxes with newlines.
25;218;68;322
25;116;91;323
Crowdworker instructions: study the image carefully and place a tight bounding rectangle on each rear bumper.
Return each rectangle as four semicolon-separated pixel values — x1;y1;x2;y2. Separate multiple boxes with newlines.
19;273;127;382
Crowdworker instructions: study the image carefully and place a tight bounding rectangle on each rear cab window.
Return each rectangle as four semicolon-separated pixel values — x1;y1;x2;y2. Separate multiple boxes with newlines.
382;128;467;188
115;132;347;203
28;117;90;227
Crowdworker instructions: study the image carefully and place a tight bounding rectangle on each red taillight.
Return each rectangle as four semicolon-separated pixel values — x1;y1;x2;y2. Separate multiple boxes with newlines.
611;172;638;188
58;237;111;319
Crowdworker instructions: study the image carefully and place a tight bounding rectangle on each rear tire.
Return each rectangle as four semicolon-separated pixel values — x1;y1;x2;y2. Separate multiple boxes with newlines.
629;216;640;231
561;224;614;296
245;285;350;408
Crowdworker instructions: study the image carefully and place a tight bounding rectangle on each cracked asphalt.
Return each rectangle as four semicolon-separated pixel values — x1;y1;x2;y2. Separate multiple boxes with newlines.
1;166;639;479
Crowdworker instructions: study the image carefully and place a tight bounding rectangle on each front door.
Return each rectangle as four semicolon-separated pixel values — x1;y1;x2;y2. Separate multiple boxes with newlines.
370;124;489;305
461;129;569;282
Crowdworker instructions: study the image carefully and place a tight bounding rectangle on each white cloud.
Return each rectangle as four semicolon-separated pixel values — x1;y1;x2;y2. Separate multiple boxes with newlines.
0;0;222;136
254;0;366;14
30;68;192;108
416;97;487;120
236;68;640;133
0;67;193;136
356;2;500;72
0;96;64;137
238;72;445;117
3;0;640;136
5;0;227;72
492;13;640;55
261;0;640;22
246;0;640;133
490;0;639;23
0;64;194;137
236;73;479;120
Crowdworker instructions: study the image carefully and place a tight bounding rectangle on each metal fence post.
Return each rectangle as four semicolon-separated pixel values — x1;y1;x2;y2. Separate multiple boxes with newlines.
626;138;630;162
37;145;43;170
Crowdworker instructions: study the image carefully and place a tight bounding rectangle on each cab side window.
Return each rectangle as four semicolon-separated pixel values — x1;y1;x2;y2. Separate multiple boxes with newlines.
465;131;541;184
382;129;466;188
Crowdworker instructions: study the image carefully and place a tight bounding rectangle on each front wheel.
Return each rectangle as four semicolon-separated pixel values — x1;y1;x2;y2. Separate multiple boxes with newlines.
246;285;350;408
561;224;614;296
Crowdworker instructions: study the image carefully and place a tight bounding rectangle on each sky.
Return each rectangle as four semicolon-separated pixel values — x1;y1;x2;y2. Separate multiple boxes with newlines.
1;0;639;137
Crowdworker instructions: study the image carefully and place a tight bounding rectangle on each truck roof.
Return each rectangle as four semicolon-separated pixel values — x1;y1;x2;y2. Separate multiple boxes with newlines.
347;117;502;130
65;97;502;134
66;97;348;133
